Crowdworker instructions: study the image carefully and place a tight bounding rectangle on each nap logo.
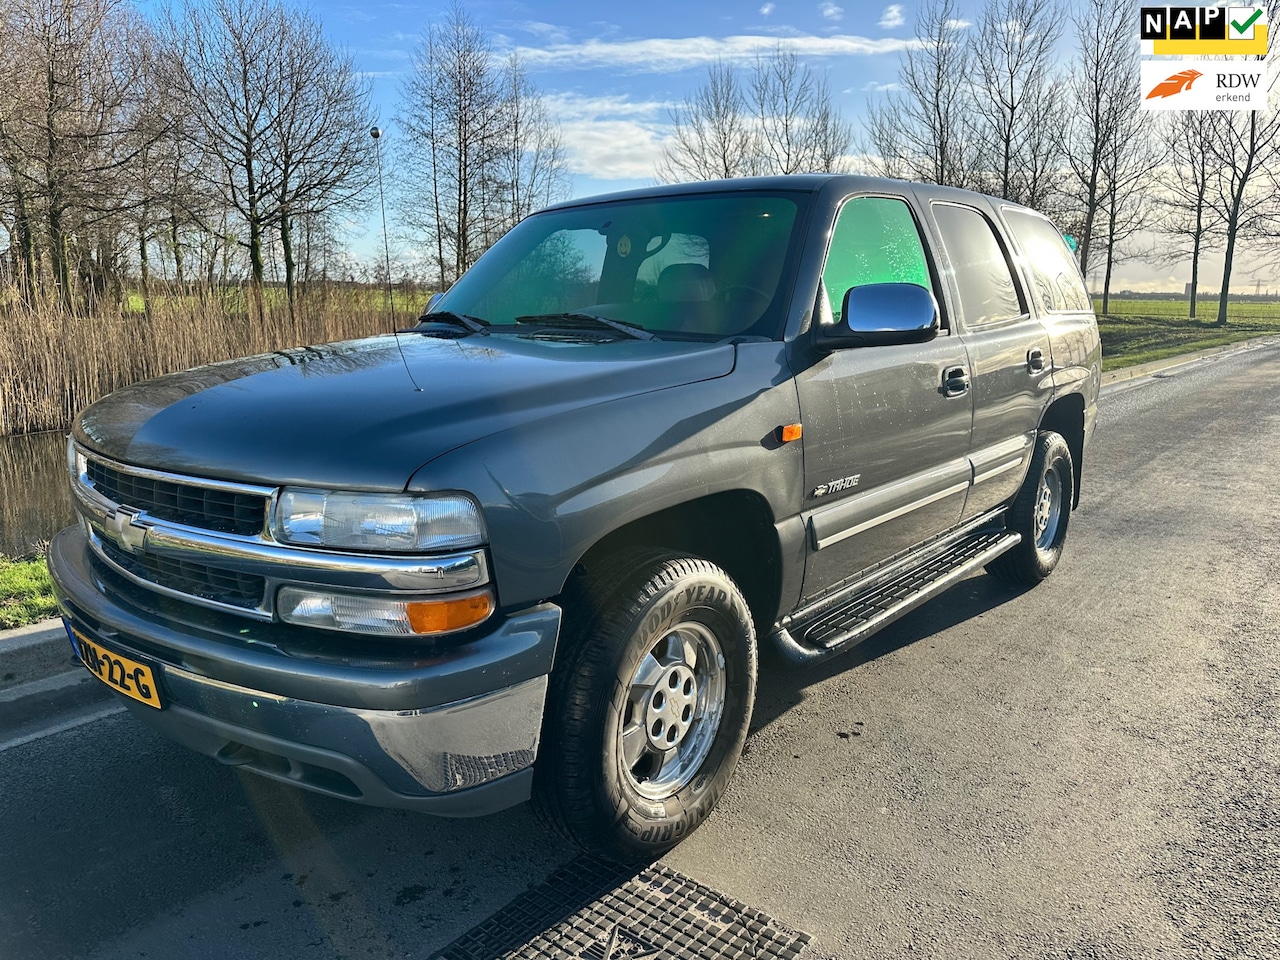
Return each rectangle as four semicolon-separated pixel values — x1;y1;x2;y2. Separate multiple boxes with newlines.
1140;5;1269;55
1139;59;1271;111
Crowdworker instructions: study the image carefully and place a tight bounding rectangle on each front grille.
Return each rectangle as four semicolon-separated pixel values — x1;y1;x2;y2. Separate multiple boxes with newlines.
97;538;266;609
86;459;267;536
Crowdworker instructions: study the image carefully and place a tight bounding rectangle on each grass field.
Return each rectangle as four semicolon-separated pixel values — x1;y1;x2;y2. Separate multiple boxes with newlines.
0;556;56;630
1095;299;1280;371
1095;298;1280;321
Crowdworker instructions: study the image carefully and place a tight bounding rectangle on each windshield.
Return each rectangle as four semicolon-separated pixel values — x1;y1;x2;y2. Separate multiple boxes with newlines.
435;192;806;340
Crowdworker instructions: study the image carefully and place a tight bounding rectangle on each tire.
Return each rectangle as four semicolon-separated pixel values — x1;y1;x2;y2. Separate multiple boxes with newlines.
533;552;757;861
987;430;1074;585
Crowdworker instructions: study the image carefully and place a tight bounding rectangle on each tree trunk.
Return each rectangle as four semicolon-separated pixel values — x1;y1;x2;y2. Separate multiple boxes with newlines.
1217;219;1237;327
1188;210;1202;320
48;202;74;314
170;211;185;290
280;211;296;322
247;210;266;321
1078;167;1100;276
12;185;38;304
138;221;152;320
1102;244;1114;314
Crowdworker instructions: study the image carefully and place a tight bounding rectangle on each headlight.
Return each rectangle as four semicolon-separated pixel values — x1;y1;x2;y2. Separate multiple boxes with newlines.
274;489;485;552
277;586;494;636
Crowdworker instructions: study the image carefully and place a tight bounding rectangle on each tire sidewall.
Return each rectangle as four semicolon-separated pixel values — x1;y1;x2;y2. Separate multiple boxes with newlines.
595;566;757;853
1028;434;1073;577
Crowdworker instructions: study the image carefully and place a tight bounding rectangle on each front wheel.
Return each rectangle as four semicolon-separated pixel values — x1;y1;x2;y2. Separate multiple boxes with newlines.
534;555;757;861
987;430;1074;584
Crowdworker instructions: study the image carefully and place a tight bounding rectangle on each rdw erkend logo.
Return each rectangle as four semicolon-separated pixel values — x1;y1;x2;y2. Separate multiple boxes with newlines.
1145;68;1203;99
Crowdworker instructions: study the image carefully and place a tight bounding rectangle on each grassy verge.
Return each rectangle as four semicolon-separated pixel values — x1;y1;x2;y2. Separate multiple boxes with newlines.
0;556;58;630
1097;313;1280;372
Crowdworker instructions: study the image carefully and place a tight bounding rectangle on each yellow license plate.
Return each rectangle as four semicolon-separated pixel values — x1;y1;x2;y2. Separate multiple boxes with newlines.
72;628;163;710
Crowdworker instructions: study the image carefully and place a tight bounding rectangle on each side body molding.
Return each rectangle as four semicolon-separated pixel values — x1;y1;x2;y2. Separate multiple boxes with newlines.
807;458;972;551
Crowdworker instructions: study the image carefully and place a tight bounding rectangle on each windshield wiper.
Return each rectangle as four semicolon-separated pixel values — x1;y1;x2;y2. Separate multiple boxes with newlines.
515;312;656;341
407;311;490;336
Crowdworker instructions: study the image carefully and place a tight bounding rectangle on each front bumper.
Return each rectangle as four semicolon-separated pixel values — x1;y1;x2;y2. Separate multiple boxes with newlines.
48;527;560;816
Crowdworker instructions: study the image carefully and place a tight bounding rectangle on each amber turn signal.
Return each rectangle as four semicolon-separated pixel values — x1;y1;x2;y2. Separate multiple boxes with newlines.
778;423;803;443
406;591;494;634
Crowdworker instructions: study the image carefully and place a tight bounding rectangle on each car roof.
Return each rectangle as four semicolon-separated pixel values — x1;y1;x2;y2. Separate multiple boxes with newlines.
538;174;1034;215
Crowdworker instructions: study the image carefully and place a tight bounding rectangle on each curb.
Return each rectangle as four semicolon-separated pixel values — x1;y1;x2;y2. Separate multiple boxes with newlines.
1101;335;1279;387
0;618;76;689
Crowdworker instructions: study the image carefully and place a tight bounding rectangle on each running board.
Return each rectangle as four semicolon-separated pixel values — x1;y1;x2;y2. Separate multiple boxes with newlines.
772;529;1021;662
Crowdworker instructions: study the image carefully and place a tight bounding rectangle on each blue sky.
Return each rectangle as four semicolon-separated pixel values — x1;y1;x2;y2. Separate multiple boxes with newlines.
158;0;1267;293
318;0;932;196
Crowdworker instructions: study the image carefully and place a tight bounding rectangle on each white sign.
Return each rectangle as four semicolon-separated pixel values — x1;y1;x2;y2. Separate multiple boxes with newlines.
1139;59;1272;110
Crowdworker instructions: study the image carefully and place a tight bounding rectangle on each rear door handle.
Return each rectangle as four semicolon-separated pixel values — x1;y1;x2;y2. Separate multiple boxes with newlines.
1027;348;1045;373
942;367;970;397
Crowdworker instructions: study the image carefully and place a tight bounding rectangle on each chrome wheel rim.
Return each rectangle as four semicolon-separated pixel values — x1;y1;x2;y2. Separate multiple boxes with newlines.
1034;464;1063;551
618;621;726;800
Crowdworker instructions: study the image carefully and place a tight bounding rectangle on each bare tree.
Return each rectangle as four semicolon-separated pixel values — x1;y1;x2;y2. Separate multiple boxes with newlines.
0;0;160;311
265;16;375;313
657;62;755;182
969;0;1063;205
165;0;373;316
1058;0;1132;277
1095;107;1156;313
398;3;567;288
1158;113;1218;318
750;47;852;175
861;0;975;187
1204;104;1280;325
483;52;568;242
659;47;851;182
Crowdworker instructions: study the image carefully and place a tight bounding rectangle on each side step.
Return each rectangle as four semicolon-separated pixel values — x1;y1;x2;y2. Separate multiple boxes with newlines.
774;529;1021;662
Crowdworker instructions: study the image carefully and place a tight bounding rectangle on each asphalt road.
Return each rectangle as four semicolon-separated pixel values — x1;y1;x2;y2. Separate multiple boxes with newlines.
3;343;1278;960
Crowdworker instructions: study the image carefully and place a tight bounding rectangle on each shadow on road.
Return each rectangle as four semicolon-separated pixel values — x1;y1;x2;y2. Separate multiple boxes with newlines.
750;573;1031;733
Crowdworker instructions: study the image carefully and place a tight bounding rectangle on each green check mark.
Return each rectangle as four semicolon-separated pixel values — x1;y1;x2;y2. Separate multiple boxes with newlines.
1232;8;1262;35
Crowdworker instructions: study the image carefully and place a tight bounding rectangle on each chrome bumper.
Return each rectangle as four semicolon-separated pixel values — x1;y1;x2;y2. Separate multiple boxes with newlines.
49;526;560;815
129;666;547;814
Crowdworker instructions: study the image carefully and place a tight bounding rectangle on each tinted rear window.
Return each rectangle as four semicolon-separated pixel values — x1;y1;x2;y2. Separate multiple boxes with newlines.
1002;208;1092;313
931;203;1024;327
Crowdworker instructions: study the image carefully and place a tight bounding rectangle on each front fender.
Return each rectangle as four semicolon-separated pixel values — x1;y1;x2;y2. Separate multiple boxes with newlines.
407;342;804;608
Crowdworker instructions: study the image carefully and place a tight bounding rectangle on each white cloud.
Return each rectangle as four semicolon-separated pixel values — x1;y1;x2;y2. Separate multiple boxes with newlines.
511;20;571;44
515;33;921;73
760;3;776;14
861;80;901;92
945;18;972;29
878;4;905;28
819;3;844;20
543;93;673;180
543;92;674;121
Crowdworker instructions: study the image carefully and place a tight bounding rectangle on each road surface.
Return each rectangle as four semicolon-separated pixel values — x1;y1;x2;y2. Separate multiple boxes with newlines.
3;343;1277;959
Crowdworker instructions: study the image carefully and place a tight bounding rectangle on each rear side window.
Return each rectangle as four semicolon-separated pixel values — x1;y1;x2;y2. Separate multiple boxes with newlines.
931;203;1024;327
1002;208;1092;313
822;196;932;322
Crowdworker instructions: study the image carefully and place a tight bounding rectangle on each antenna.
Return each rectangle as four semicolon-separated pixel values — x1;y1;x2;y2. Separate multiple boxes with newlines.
371;126;395;328
372;125;421;393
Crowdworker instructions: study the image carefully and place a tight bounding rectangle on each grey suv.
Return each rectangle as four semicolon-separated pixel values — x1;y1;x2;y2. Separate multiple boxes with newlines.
49;175;1100;859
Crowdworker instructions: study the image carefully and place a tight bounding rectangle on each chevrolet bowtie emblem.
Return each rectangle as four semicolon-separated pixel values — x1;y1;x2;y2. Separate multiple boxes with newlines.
104;508;149;555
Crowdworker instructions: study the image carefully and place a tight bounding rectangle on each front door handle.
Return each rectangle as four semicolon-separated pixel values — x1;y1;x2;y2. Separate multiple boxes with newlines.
1027;347;1045;373
942;367;970;397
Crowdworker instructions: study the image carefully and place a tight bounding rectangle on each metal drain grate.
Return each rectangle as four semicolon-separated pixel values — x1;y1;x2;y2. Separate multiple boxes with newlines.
433;855;811;960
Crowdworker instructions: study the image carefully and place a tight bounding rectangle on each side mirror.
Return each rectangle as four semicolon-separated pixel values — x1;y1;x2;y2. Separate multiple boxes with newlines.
817;282;940;350
425;291;445;313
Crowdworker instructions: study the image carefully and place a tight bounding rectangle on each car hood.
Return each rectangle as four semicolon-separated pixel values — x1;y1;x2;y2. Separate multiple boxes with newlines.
74;333;736;490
